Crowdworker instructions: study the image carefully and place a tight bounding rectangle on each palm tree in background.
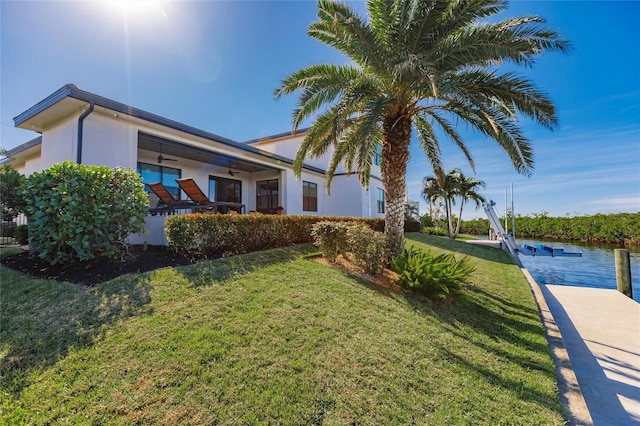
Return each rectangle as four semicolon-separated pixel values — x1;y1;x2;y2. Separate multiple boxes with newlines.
453;172;486;237
422;169;459;237
275;0;570;256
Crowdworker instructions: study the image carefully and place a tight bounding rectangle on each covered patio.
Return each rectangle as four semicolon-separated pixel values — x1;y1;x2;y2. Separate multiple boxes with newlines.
131;132;289;245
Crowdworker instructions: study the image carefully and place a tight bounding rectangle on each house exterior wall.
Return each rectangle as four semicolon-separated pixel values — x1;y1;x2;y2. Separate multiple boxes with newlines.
82;112;138;169
11;151;41;175
250;133;385;178
40;118;77;169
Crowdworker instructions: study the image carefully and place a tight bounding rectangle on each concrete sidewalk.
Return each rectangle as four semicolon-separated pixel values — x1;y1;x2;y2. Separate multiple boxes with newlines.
539;284;640;425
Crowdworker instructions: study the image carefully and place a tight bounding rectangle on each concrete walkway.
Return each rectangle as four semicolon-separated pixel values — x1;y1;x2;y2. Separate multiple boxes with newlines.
486;240;638;423
539;284;640;425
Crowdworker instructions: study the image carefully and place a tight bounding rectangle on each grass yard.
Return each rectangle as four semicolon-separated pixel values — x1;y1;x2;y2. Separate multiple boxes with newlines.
0;235;564;424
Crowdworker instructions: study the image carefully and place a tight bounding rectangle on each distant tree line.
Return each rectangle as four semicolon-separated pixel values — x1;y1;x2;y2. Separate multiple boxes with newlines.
460;212;640;246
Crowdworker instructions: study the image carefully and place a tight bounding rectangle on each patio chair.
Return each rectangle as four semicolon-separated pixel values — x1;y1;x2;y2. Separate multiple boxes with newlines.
175;177;215;212
176;177;245;214
147;182;192;215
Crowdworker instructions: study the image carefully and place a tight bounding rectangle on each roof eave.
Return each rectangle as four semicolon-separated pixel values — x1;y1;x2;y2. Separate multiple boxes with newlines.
12;84;325;175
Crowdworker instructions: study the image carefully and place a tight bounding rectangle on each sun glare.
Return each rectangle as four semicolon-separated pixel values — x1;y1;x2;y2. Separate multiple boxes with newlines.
104;0;167;18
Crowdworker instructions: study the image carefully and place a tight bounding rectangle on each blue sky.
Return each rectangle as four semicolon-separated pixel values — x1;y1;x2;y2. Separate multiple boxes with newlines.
1;1;639;219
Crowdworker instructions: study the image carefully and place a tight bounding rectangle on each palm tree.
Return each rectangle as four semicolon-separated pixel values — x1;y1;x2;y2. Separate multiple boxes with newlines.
452;172;486;237
275;0;570;256
422;169;459;237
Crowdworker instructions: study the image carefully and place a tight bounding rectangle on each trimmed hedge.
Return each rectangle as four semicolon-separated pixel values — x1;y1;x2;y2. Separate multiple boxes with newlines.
166;214;385;259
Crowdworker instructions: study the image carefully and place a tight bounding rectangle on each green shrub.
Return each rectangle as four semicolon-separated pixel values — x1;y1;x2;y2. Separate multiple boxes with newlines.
20;162;148;265
391;247;475;302
423;227;448;236
0;165;25;222
311;221;351;262
347;223;388;275
166;214;384;259
14;225;28;245
421;214;434;228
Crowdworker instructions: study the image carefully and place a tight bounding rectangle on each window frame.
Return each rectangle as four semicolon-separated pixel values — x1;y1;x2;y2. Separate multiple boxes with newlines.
208;175;242;203
137;162;182;199
377;188;385;214
373;144;382;166
302;181;318;212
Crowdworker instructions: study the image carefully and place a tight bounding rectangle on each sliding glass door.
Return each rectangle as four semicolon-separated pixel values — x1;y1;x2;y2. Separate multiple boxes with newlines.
256;179;279;214
209;176;242;213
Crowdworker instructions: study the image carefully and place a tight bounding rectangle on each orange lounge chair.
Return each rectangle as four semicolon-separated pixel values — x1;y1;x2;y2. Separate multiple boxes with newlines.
176;177;245;213
176;177;214;211
147;182;192;215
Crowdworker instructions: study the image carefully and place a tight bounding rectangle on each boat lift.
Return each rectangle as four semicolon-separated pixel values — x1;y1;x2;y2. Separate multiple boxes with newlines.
483;200;582;258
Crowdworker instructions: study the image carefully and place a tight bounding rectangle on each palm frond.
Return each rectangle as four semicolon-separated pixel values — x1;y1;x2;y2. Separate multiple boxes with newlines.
413;113;444;176
310;0;386;71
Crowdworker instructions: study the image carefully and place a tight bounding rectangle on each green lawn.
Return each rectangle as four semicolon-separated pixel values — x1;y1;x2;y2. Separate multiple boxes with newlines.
1;235;564;424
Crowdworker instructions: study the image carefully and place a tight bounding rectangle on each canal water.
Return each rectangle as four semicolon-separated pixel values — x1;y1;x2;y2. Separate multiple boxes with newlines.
514;239;640;303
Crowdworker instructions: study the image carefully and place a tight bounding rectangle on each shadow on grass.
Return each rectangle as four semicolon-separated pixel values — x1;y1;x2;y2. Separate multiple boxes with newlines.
441;347;561;410
180;244;317;287
0;270;153;396
0;244;316;397
405;233;514;265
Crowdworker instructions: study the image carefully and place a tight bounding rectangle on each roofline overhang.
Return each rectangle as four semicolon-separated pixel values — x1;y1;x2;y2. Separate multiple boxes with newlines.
0;136;43;165
13;84;325;175
243;127;310;145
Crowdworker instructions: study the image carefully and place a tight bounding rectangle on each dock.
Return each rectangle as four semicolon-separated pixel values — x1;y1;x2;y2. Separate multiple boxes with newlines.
523;269;640;425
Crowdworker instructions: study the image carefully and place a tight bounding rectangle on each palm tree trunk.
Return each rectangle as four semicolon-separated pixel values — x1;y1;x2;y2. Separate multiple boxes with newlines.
455;201;464;237
446;198;453;237
381;113;412;257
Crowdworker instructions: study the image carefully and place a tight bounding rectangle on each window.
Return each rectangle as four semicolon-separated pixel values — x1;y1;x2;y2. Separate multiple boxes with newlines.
137;162;181;198
256;179;279;214
373;144;382;166
377;188;385;214
303;181;318;212
209;176;242;203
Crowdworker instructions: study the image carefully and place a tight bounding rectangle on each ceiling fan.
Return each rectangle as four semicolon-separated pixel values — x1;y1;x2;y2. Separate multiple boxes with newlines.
157;154;177;164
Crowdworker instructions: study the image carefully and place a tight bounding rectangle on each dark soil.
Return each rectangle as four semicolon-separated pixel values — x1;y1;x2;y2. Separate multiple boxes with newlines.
0;245;195;286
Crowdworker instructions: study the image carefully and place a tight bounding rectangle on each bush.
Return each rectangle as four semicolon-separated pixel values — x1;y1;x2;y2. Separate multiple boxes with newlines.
14;224;28;245
421;214;434;228
347;223;388;275
20;162;148;265
166;214;385;259
0;165;25;222
311;221;351;262
422;227;448;236
391;247;475;302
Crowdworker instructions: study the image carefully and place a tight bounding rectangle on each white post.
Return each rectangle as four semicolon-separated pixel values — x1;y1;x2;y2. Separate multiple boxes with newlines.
504;187;508;233
511;182;515;239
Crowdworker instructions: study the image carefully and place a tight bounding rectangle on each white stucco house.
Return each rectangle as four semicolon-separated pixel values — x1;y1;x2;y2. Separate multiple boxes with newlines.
3;84;386;245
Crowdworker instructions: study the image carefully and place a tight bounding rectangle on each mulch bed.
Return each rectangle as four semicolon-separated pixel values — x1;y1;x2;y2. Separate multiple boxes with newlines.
0;245;194;286
2;246;405;295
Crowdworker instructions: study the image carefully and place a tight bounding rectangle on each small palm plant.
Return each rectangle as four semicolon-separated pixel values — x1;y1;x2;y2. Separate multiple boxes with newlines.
391;246;475;302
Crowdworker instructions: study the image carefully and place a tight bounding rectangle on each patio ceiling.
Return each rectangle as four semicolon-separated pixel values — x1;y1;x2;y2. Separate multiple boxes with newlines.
138;132;278;173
